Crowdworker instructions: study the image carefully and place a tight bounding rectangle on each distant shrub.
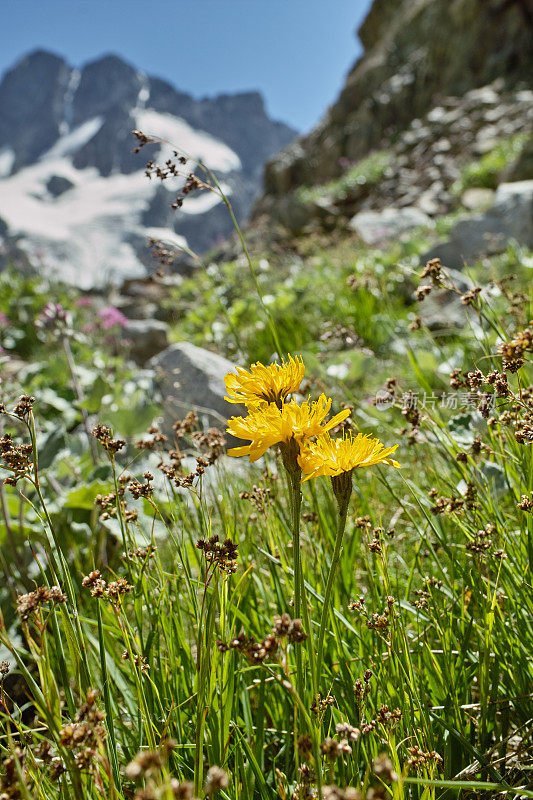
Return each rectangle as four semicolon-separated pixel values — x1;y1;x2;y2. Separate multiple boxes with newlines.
454;133;529;193
296;150;391;204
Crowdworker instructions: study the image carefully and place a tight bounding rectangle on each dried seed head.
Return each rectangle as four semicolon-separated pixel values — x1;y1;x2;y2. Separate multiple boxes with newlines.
204;766;229;795
372;753;398;782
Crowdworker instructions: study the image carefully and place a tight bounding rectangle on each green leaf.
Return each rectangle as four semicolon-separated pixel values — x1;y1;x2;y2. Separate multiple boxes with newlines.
105;400;158;438
78;375;108;414
63;481;113;510
37;428;67;469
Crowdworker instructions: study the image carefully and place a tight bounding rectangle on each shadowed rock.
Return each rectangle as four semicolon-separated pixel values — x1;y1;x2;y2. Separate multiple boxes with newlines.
148;342;246;448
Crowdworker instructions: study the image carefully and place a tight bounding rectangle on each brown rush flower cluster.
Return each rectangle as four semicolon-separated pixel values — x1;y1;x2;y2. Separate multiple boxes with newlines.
92;424;126;455
154;412;225;489
0;432;33;486
320;736;353;760
413;576;443;609
11;394;35;419
239;484;273;515
499;323;533;372
273;612;308;643
406;746;443;771
428;483;477;515
58;689;106;772
141;140;211;210
192;427;226;464
0;747;29;798
421;257;444;286
518;493;533;513
349;594;395;634
135;424;168;451
125;739;199;799
17;585;67;621
82;570;133;604
352;669;373;701
129;472;155;499
196;535;238;574
95;473;139;523
217;613;306;665
311;692;336;716
416;257;481;309
217;630;278;665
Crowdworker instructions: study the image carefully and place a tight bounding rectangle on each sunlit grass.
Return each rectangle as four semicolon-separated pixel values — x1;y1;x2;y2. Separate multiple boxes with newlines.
0;164;532;799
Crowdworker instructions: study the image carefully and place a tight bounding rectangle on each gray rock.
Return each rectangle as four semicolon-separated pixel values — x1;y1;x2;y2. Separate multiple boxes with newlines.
419;297;467;331
124;320;169;365
423;181;533;268
464;87;500;107
260;0;533;201
417;190;440;217
418;269;475;331
503;137;533;182
46;175;74;197
461;187;495;211
148;342;245;446
349;206;431;245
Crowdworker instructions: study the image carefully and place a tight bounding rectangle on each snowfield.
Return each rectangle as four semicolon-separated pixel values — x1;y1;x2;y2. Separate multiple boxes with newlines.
135;110;241;173
0;111;236;287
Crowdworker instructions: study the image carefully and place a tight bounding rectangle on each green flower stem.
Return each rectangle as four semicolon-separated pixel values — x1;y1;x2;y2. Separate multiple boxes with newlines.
289;469;304;700
61;334;99;466
316;472;352;684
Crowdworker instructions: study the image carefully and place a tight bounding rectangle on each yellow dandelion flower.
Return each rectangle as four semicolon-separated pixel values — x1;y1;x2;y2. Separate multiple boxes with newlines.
227;394;351;462
224;355;305;407
298;431;400;481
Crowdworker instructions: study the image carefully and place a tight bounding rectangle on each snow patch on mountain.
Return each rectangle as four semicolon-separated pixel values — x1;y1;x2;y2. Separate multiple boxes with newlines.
0;137;229;286
135;72;150;110
0;50;297;286
135;109;241;173
42;117;103;160
0;148;14;177
59;68;81;135
144;227;187;250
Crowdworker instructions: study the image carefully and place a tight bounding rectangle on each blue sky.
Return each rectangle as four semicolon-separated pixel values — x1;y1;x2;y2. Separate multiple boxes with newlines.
1;0;372;132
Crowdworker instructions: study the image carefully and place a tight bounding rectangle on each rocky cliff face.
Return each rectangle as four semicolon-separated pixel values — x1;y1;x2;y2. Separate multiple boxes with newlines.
0;51;72;170
0;50;296;286
259;0;532;201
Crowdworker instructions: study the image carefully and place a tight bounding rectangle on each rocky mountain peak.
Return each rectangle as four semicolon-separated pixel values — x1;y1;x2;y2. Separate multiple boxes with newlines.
0;49;297;286
72;53;144;126
0;49;72;168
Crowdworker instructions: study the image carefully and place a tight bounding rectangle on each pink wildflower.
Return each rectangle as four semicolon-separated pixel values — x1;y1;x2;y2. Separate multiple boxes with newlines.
98;306;128;330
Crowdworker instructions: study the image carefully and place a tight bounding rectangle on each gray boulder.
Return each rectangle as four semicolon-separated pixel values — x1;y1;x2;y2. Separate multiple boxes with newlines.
46;175;74;197
349;206;431;245
148;342;245;446
124;320;169;365
418;268;474;331
423;180;533;268
503;137;533;182
461;187;494;212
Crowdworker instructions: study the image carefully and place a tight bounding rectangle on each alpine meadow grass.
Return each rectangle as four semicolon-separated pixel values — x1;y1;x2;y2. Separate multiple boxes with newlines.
0;141;532;800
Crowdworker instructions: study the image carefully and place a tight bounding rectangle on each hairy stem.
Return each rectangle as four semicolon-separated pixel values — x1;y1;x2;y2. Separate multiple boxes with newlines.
316;476;351;685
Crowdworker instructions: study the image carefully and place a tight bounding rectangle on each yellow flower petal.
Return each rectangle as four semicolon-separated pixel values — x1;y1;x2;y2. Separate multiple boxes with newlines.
224;355;305;407
227;394;351;462
298;431;400;480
